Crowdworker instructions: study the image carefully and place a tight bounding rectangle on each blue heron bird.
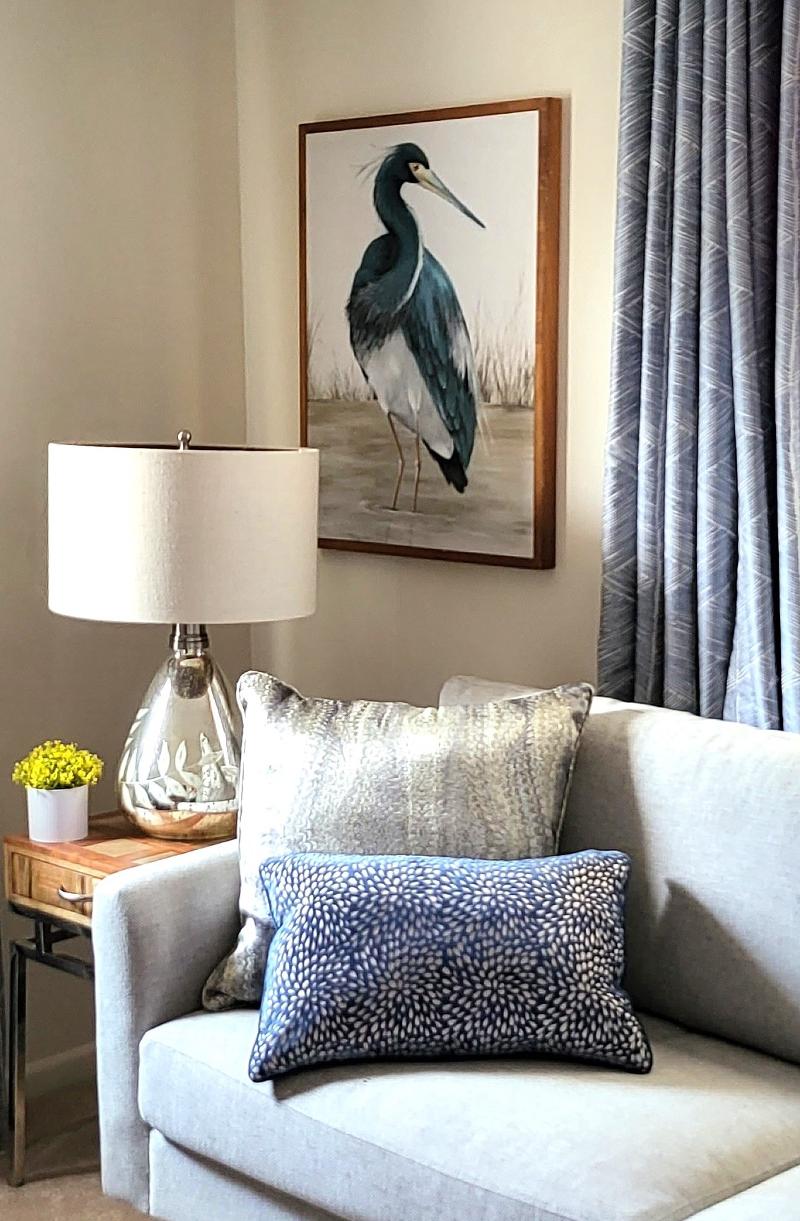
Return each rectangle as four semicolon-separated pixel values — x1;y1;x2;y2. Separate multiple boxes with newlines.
347;143;485;512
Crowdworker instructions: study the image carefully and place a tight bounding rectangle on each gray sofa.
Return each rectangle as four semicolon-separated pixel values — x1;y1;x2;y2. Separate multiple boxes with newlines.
93;691;800;1221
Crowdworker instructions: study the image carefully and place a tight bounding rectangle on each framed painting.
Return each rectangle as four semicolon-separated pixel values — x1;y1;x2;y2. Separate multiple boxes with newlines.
299;97;561;569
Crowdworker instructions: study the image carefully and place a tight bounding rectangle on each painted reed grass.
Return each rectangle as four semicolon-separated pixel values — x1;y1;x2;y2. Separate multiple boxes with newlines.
306;296;534;409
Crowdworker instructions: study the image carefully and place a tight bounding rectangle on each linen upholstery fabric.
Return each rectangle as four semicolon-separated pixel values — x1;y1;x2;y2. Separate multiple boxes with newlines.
92;840;241;1213
93;720;800;1221
139;1010;800;1221
149;1132;335;1221
148;1137;800;1221
689;1168;800;1220
249;851;651;1080
204;672;592;1010
149;1136;800;1221
440;677;800;1065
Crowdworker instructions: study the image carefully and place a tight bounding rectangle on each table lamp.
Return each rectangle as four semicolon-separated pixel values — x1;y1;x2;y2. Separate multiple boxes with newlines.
48;434;319;841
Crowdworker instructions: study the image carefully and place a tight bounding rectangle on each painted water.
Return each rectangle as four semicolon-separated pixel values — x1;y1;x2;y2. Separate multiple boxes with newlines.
309;399;534;557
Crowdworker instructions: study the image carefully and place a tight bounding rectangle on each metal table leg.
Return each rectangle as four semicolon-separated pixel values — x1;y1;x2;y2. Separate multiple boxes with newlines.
0;937;7;1164
8;943;26;1188
6;919;93;1188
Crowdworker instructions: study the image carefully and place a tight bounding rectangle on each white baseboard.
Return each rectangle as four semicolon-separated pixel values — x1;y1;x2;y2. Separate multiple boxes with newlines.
26;1040;96;1099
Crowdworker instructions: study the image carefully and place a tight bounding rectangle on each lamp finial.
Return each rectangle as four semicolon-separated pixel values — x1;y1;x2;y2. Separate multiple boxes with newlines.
177;430;192;451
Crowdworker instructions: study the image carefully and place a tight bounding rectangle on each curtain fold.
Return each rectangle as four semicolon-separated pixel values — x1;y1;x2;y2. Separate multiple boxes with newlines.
598;0;800;730
776;0;800;728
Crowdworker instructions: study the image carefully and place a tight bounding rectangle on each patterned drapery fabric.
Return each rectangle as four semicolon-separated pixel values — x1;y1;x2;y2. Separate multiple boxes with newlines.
598;0;800;730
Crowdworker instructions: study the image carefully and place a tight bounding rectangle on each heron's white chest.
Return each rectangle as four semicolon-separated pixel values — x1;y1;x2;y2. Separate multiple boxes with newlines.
363;331;454;459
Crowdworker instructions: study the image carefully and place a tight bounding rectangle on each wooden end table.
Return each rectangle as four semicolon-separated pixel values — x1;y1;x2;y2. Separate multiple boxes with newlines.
2;811;229;1187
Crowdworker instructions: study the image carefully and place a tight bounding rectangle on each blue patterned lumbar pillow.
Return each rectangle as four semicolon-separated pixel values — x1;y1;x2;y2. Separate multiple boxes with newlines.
249;850;652;1081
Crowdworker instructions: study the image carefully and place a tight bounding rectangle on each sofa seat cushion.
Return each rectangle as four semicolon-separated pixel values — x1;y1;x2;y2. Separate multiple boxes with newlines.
689;1165;800;1218
138;1011;800;1221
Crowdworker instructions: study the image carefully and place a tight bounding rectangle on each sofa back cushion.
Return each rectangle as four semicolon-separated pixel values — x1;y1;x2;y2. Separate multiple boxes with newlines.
440;678;800;1065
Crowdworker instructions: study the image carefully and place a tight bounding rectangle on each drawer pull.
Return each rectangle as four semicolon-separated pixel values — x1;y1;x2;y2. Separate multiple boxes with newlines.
57;887;92;906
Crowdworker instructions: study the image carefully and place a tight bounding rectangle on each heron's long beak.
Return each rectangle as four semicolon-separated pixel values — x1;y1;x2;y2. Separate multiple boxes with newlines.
412;166;485;228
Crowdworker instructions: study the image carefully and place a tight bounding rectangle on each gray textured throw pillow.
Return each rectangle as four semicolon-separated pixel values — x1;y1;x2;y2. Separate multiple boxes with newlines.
203;672;593;1010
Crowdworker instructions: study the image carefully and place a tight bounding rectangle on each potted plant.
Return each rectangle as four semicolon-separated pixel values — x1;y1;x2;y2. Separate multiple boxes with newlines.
12;740;103;843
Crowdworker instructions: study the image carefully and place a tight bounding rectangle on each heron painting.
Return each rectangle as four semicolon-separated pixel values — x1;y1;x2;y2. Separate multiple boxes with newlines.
347;143;484;513
300;99;562;569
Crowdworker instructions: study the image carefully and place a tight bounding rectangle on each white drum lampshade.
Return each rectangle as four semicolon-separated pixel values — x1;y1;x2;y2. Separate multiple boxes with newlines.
48;442;318;624
48;437;319;841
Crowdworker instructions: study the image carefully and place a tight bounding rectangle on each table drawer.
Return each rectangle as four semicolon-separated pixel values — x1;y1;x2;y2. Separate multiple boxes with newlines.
6;849;96;924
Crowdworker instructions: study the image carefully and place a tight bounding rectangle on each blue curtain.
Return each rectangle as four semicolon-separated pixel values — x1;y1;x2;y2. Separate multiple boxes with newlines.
598;0;800;730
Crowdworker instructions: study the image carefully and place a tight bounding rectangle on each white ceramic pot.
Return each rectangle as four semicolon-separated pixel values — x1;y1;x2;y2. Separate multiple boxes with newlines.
26;785;89;843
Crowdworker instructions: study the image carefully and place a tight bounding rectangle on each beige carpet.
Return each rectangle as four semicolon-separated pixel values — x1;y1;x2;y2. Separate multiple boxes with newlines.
1;1080;138;1219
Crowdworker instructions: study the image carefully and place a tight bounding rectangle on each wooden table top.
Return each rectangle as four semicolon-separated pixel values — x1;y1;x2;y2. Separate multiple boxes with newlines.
3;811;234;928
3;810;230;875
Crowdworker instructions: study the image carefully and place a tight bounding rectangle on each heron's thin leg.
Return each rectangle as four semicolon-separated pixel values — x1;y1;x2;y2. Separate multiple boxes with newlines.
387;414;405;511
412;428;422;513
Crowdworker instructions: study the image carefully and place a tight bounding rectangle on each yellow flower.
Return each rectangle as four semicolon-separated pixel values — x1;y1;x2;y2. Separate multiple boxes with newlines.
11;740;104;790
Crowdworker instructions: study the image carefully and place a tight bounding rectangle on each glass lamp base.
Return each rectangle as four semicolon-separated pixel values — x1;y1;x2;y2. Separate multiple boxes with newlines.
117;625;241;841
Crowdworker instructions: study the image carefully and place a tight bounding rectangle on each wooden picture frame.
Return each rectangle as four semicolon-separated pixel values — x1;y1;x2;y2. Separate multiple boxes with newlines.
299;98;561;569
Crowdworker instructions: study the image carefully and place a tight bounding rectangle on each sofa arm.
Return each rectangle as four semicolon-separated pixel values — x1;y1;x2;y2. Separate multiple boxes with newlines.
93;839;240;1214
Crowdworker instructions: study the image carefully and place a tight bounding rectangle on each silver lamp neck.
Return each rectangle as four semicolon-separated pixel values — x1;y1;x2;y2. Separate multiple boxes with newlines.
170;623;209;655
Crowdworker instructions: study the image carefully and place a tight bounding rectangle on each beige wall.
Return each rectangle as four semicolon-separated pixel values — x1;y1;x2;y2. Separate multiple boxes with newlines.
236;0;622;704
0;0;248;1064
